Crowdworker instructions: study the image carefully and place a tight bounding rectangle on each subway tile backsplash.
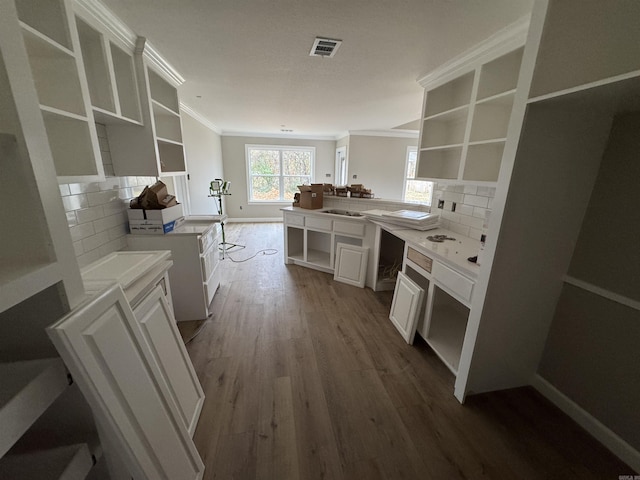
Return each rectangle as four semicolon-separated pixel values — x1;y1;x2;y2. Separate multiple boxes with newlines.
433;183;495;240
59;123;156;268
324;183;494;240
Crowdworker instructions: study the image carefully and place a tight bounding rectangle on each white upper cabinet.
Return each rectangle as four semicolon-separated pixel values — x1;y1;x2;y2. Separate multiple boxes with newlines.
74;0;187;177
0;0;85;313
11;0;104;183
416;18;528;184
75;14;142;124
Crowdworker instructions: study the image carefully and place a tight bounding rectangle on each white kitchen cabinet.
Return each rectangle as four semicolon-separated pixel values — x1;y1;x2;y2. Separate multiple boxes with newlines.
282;207;376;288
5;0;104;183
334;243;369;288
416;18;528;184
0;2;103;474
74;9;142;125
389;271;425;344
80;250;204;436
73;1;186;177
47;284;205;480
133;287;204;436
127;221;222;321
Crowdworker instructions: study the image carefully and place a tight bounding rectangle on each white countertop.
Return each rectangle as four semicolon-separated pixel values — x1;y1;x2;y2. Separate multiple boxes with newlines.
373;221;481;279
128;216;225;236
281;206;368;222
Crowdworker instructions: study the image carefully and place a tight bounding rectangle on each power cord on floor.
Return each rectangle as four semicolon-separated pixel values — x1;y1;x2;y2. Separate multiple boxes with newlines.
224;248;278;263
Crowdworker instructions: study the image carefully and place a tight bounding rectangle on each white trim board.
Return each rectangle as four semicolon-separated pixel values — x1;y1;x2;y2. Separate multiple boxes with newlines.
74;0;183;86
532;374;640;472
348;130;419;139
222;131;339;141
564;276;640;313
226;217;283;223
180;104;222;134
417;14;530;89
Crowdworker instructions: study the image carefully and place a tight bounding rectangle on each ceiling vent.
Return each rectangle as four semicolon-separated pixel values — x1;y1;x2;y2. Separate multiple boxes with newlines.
309;37;342;58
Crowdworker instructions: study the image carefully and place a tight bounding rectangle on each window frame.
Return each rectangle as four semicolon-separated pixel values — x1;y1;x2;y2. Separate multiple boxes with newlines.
403;146;433;206
245;144;315;204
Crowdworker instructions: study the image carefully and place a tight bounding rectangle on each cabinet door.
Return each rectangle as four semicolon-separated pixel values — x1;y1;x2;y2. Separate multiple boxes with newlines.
133;286;204;436
389;271;424;344
47;284;204;480
333;243;369;288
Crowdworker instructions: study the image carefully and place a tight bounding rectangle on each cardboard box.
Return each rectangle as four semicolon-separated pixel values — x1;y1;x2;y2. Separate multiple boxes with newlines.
299;191;323;209
129;216;185;234
127;203;183;223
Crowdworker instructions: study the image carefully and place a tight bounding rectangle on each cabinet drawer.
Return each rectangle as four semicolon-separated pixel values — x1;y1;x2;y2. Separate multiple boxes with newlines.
432;261;474;303
200;238;220;279
333;220;365;237
407;247;433;273
199;226;216;254
286;214;305;227
306;216;332;231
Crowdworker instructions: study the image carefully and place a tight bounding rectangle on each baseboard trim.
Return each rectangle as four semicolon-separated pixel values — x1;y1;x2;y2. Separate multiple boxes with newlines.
226;217;283;223
532;374;640;472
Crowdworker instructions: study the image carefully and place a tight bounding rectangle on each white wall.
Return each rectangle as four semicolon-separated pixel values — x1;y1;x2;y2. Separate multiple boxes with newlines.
181;111;224;215
220;135;336;219
347;134;417;200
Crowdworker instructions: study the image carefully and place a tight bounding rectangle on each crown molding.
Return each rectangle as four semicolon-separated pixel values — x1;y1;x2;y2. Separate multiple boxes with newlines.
74;0;184;86
222;131;339;141
348;129;419;139
135;37;185;86
180;103;222;134
417;14;531;89
74;0;137;49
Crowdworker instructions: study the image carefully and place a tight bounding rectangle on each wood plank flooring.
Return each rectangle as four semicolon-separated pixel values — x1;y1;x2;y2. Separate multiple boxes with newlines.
185;222;632;479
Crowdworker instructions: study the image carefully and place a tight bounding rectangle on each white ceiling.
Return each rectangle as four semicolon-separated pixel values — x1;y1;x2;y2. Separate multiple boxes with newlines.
101;0;533;138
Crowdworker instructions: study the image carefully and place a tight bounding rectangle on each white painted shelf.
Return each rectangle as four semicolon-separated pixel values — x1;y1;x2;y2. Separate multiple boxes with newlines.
417;40;525;183
306;249;331;268
0;443;93;480
0;358;68;457
425;302;469;375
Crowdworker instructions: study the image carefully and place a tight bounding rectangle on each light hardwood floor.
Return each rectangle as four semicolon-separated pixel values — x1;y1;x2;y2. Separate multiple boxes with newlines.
184;222;632;479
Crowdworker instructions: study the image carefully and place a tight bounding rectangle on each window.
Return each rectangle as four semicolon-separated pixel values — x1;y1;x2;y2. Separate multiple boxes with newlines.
246;145;315;202
403;147;433;205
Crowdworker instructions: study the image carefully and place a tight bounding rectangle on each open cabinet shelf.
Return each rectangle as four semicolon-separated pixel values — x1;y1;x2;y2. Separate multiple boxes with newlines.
0;443;93;480
15;0;72;50
417;44;525;184
12;0;103;183
0;358;68;458
75;12;142;126
425;285;470;375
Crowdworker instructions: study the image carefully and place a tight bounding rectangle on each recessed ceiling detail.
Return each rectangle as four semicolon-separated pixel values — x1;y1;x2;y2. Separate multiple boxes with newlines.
309;37;342;58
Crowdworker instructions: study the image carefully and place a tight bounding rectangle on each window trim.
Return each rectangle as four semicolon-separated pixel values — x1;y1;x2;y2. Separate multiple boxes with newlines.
403;146;433;206
245;144;315;204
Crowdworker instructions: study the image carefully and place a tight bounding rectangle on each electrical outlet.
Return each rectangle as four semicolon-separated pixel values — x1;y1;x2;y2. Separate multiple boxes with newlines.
239;205;243;210
352;174;357;179
452;202;457;212
325;173;331;177
438;199;444;209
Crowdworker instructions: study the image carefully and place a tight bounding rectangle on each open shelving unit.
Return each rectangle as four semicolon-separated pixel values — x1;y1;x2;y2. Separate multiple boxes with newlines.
424;285;470;375
73;3;186;177
0;0;105;477
14;0;103;183
147;68;186;174
306;230;332;269
417;41;524;184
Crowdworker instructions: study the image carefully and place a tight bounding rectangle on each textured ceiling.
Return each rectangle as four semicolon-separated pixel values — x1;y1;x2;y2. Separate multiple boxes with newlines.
101;0;533;137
